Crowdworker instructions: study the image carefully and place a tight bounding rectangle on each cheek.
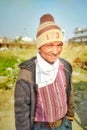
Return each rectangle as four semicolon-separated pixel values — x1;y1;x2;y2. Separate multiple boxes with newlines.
58;48;62;53
40;48;49;55
39;49;47;57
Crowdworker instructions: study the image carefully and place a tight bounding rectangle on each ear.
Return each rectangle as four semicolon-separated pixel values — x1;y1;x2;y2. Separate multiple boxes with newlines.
38;48;41;53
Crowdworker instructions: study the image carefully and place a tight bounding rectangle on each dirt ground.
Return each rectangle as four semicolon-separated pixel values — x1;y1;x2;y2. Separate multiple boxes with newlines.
0;89;15;130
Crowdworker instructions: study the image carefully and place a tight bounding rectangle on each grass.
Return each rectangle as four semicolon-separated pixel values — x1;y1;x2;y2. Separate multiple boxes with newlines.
0;45;37;89
0;43;87;90
0;45;37;76
73;81;87;90
0;56;17;76
60;43;87;63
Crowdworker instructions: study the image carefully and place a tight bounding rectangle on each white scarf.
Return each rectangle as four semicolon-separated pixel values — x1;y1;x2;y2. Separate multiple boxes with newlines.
36;53;59;88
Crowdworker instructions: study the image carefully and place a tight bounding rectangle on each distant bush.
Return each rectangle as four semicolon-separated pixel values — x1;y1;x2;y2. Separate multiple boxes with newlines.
73;57;87;70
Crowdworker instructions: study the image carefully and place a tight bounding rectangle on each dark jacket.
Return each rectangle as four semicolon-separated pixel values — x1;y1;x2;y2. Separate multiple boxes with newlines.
14;57;74;130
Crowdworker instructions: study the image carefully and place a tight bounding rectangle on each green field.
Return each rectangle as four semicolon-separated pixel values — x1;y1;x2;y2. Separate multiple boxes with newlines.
0;43;87;90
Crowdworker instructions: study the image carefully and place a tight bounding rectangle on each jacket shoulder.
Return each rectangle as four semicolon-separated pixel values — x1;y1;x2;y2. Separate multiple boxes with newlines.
59;58;72;74
19;56;36;70
18;56;36;84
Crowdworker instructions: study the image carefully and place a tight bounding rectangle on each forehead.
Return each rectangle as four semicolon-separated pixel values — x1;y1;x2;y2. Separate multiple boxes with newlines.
43;41;63;46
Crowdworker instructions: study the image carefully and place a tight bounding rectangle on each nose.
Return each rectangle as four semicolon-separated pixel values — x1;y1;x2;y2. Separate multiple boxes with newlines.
52;46;58;55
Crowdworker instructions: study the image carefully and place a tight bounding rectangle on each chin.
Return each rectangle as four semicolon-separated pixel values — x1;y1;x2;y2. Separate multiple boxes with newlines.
47;60;55;64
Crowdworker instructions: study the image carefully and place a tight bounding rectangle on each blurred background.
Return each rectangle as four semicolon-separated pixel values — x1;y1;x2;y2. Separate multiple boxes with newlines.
0;0;87;130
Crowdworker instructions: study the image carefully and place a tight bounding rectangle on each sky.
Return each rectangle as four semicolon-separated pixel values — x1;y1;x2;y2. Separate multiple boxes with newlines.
0;0;87;41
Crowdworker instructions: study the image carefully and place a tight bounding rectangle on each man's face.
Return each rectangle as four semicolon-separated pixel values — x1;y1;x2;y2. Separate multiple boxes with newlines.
39;41;63;64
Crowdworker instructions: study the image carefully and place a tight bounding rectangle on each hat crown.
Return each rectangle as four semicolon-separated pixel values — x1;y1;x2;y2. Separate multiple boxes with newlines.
40;14;55;24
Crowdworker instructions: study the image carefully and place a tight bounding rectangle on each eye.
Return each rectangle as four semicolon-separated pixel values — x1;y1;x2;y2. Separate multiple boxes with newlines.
48;44;53;47
57;43;63;47
45;44;53;47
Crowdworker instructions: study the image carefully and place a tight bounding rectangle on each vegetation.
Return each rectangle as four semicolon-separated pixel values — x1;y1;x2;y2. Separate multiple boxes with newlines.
0;45;37;89
0;43;87;130
61;43;87;90
0;43;87;90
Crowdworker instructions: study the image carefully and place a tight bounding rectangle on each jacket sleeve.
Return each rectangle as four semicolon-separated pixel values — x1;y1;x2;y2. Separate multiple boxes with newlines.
14;72;31;130
66;79;75;121
66;68;75;121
